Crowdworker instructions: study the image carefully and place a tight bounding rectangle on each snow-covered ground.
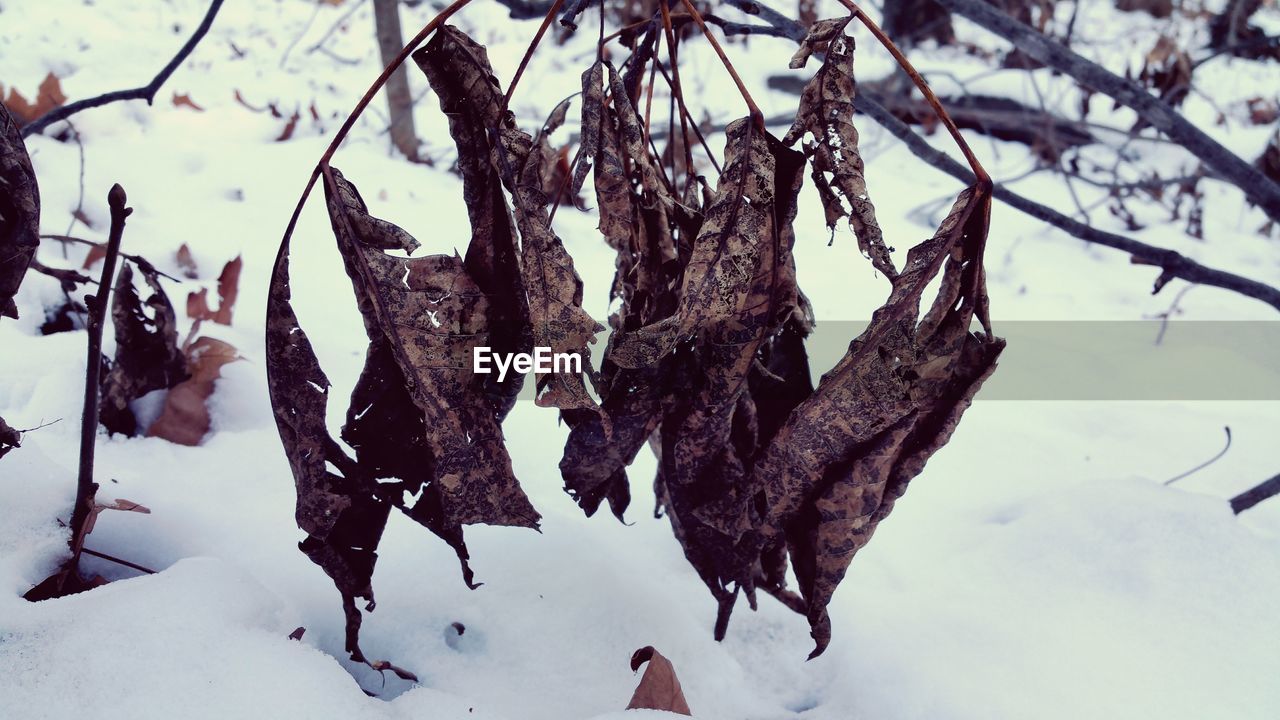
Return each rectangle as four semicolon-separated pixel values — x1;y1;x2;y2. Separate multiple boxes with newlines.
2;1;1279;718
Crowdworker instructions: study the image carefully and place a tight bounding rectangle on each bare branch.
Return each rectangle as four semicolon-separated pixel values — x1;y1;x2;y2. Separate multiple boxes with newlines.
852;91;1280;312
1232;473;1280;514
21;0;226;137
929;0;1280;222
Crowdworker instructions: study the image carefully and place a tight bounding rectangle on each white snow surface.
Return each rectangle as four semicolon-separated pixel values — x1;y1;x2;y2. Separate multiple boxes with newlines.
2;1;1280;718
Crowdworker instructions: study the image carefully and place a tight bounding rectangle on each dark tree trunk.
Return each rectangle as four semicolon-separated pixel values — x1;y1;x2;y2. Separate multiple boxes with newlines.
373;0;421;161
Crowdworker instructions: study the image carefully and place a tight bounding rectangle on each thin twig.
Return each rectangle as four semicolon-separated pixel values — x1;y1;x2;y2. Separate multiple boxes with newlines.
22;0;226;137
660;1;697;189
1164;426;1231;485
67;185;131;586
39;235;181;282
837;0;987;182
282;0;324;69
82;547;157;575
851;92;1280;311
504;0;568;110
679;0;764;130
307;0;371;54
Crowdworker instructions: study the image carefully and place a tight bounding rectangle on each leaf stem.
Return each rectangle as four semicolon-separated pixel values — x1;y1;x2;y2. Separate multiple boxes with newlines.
835;0;988;182
677;0;763;131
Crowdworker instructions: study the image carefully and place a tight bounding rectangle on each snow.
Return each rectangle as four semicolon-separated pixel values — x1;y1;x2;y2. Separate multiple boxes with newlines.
2;0;1279;718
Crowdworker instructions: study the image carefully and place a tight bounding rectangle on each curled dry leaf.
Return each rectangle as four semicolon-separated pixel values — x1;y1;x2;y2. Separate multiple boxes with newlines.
175;243;199;279
784;19;894;278
0;103;39;320
147;336;240;446
187;255;242;325
754;186;1003;658
416;26;533;417
324;167;539;530
421;25;602;413
171;92;205;112
267;231;391;662
558;64;685;520
626;646;692;715
100;262;189;436
572;60;605;197
81;498;152;537
0;415;19;459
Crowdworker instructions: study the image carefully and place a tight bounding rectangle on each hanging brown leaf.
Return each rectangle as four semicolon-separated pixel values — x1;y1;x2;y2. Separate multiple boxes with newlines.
752;185;1004;658
626;646;692;715
147;336;240;446
558;66;687;520
324;166;540;530
100;262;189;436
266;229;392;663
572;60;605;196
0;103;39;320
646;120;808;637
421;25;602;413
499;120;604;411
415;25;533;417
784;19;895;278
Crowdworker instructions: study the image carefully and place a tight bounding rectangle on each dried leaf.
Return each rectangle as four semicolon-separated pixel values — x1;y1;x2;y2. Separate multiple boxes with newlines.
147;336;240;446
266;227;391;662
82;243;108;269
82;497;152;536
415;26;533;417
101;262;189;436
626;646;692;715
175;243;199;278
753;185;1004;657
187;255;242;325
558;68;688;519
324;167;540;529
172;92;205;112
784;20;895;278
0;415;19;459
572;60;605;196
1;72;66;124
0;103;39;320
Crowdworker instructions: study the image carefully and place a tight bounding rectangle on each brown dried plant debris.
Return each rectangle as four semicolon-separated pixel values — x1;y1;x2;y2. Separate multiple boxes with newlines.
785;18;895;278
187;255;242;325
415;26;532;418
626;646;692;715
100;262;189;436
562;17;1001;658
1;73;65;125
558;65;686;520
264;18;1002;666
0;103;39;320
752;187;1004;658
0;416;19;459
147;336;241;446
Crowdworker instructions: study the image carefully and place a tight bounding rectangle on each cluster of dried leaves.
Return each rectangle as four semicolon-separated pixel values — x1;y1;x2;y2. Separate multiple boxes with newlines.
96;251;243;446
268;14;1002;667
1;104;40;445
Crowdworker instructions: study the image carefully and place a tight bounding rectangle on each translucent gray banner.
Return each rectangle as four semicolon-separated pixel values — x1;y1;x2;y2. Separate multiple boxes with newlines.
484;321;1280;401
